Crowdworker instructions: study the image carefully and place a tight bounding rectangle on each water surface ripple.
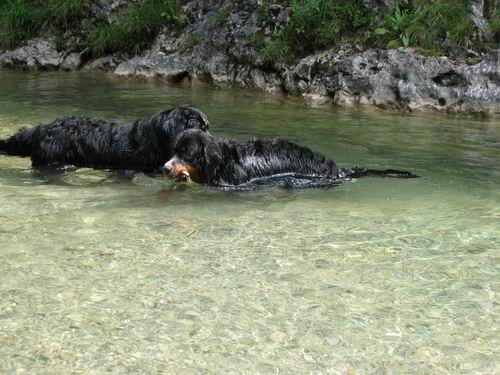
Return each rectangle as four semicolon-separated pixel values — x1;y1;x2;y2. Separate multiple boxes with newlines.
0;70;499;373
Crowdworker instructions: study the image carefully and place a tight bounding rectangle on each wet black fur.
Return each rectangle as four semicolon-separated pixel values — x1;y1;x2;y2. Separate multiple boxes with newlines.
0;106;209;171
166;129;418;189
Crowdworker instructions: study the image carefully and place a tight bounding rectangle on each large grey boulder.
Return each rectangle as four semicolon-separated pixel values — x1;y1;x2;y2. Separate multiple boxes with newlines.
468;0;492;39
60;53;83;71
114;53;190;82
0;38;62;69
289;48;500;113
83;55;123;71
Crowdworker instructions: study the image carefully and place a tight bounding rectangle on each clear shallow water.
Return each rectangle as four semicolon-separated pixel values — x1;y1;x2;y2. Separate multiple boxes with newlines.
0;70;499;373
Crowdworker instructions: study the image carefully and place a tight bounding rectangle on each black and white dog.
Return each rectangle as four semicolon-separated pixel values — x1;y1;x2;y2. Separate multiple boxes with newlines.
0;106;209;171
163;129;418;189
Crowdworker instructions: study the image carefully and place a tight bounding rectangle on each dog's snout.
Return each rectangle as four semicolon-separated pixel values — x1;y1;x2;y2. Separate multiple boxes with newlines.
163;158;176;172
162;156;178;173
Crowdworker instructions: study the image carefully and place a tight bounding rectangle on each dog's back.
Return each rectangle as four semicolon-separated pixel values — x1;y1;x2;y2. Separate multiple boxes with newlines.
0;106;210;170
238;137;344;180
1;116;131;168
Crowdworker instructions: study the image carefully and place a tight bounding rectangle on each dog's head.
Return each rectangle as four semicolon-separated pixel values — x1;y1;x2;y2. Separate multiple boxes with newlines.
157;106;209;137
162;129;226;184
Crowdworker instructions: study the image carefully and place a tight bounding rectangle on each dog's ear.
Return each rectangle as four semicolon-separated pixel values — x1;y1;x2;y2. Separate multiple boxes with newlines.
202;139;223;168
187;107;210;132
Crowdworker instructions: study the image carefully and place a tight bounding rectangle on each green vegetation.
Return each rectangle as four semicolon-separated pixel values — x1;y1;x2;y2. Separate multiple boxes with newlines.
0;0;183;56
259;0;374;62
258;0;498;63
0;0;498;62
375;4;412;48
261;39;290;62
48;0;94;28
375;0;474;51
491;18;500;42
87;0;183;56
213;0;236;26
213;7;231;26
176;31;200;53
0;0;93;49
488;5;500;43
0;1;41;49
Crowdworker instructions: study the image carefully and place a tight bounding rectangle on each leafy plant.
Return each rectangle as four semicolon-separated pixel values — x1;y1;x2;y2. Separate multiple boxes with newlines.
375;0;476;50
375;3;412;47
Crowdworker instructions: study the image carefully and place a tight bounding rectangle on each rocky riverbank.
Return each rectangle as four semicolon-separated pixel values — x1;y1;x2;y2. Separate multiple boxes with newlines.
1;0;499;114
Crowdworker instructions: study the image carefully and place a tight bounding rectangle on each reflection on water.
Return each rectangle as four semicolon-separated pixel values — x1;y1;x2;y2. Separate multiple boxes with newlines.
0;70;499;373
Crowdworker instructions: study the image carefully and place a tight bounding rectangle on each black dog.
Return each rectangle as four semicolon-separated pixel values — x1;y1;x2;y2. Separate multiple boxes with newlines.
163;129;418;189
0;106;209;171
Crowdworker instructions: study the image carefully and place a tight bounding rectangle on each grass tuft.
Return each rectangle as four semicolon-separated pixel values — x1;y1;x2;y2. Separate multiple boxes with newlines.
0;0;95;49
0;0;44;49
87;0;184;56
258;0;374;62
0;0;183;56
261;39;289;62
375;0;475;51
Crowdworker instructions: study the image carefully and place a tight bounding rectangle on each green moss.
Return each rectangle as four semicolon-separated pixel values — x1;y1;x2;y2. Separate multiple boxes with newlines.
386;39;401;49
177;32;200;54
250;31;266;47
416;48;445;57
213;8;230;26
213;0;236;26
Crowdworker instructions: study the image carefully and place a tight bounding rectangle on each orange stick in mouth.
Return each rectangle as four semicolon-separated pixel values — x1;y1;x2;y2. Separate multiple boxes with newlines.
170;164;200;183
179;169;191;182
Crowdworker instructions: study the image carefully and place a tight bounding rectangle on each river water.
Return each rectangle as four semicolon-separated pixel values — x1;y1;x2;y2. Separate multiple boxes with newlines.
0;70;498;373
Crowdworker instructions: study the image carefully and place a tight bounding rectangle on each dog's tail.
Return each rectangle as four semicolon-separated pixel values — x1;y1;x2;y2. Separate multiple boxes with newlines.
0;127;33;156
344;166;419;179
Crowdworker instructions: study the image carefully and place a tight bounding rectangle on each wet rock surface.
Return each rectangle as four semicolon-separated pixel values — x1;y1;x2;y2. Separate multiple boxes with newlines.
293;48;500;113
0;37;62;70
